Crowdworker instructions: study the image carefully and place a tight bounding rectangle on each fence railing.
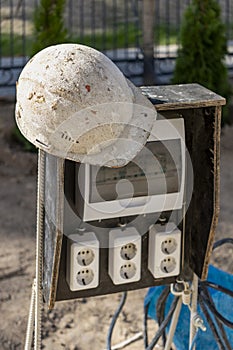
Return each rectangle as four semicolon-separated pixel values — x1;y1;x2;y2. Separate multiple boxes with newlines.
0;0;233;92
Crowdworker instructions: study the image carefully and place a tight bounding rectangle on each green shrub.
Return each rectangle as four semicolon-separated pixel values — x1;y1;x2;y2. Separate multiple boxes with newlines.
172;0;232;125
32;0;68;55
12;126;36;152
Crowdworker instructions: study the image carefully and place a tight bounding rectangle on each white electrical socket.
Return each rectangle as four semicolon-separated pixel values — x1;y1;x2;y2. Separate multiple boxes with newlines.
148;222;181;278
161;237;177;255
108;227;141;285
66;232;99;291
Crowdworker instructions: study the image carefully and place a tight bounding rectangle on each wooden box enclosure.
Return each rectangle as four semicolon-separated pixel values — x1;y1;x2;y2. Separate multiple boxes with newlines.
42;84;225;309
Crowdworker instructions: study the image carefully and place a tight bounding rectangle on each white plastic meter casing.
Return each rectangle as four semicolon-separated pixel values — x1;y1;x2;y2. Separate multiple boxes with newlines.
76;118;185;222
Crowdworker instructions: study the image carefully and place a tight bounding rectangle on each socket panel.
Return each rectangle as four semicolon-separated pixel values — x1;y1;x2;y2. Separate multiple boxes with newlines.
108;227;141;285
148;222;181;278
66;232;99;291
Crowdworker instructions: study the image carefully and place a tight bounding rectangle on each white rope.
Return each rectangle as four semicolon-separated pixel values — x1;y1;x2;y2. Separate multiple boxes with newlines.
24;279;36;350
24;150;45;350
35;149;45;350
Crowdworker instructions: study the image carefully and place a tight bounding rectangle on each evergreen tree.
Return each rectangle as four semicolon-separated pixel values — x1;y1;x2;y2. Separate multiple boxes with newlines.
32;0;68;55
173;0;232;124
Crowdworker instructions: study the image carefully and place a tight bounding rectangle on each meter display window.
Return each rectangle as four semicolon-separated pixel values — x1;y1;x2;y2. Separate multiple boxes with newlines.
89;140;182;203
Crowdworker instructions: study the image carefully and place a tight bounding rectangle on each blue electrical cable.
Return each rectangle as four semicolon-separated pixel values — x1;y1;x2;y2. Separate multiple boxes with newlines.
146;296;179;350
106;292;127;350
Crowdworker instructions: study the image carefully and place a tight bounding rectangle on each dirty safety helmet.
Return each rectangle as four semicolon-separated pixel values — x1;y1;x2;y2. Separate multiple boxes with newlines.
15;44;156;167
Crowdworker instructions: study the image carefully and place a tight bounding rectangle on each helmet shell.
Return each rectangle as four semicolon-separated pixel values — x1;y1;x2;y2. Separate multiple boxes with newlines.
16;44;156;166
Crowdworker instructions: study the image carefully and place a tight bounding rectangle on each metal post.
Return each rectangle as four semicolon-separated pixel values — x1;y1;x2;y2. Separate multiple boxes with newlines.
189;274;199;350
142;0;156;85
164;296;182;350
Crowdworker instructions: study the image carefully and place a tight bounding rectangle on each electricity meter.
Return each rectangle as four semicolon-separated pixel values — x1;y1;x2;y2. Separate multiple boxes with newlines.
75;118;185;221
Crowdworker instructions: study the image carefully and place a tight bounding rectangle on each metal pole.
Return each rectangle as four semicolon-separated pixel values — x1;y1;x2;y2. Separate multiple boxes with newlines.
142;0;156;85
189;274;199;350
164;296;182;350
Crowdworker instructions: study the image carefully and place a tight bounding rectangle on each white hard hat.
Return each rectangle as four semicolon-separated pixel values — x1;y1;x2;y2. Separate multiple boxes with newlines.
15;44;156;167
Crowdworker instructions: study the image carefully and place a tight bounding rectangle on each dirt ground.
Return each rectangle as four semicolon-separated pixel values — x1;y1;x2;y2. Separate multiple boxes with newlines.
0;100;233;350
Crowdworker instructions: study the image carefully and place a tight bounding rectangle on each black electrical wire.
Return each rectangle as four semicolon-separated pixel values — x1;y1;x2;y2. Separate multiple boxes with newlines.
200;285;232;350
202;281;233;298
199;293;226;350
143;303;149;348
146;296;179;350
213;315;232;350
144;238;233;350
145;284;232;350
200;286;233;328
200;286;233;329
199;237;233;347
143;286;170;348
213;238;233;250
106;292;127;350
156;286;170;347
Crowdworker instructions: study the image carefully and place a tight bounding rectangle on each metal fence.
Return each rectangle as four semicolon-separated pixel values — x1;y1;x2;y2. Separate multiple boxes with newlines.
0;0;233;93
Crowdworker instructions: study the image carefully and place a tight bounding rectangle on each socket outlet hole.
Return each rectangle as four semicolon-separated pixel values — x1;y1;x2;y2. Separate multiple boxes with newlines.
76;268;94;285
120;243;137;260
77;248;95;266
120;262;136;279
161;238;177;255
160;257;176;274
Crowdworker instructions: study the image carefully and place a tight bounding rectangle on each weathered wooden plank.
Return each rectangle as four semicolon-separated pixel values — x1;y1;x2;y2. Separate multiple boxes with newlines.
141;84;225;110
178;106;218;279
201;105;221;279
43;153;64;309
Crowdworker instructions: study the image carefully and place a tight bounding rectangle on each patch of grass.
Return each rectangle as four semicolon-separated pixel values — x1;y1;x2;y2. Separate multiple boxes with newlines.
0;33;34;57
0;24;178;57
155;25;179;45
70;24;141;51
71;24;178;50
